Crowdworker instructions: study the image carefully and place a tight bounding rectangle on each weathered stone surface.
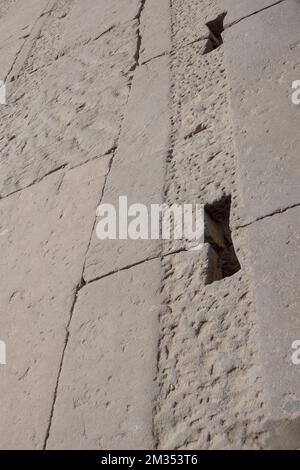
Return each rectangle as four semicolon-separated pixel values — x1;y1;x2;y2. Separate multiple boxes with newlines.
0;0;48;47
223;1;300;224
5;0;57;83
0;157;109;449
0;0;297;451
47;260;162;450
21;0;75;73
171;0;221;48
157;0;268;449
84;56;170;281
219;0;282;26
0;0;18;18
268;417;300;450
140;0;171;63
0;0;49;78
244;206;300;448
167;43;235;208
155;249;267;449
0;22;137;197
61;0;141;49
0;41;19;78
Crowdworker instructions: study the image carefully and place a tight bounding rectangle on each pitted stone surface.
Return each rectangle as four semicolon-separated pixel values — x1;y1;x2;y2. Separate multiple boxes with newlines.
0;0;18;17
219;0;283;26
0;0;49;78
22;0;75;73
155;250;267;449
0;0;48;49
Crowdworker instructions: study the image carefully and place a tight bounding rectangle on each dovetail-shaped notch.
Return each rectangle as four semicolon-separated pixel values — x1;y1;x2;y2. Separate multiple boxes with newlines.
204;12;227;55
204;196;241;284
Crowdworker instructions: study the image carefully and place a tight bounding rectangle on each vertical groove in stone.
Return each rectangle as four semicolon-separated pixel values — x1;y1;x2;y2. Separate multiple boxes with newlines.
153;0;268;450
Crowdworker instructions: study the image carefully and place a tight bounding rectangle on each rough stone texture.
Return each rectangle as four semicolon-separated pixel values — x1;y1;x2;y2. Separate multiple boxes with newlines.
167;42;235;207
0;0;298;451
0;0;49;79
0;157;109;449
84;56;170;282
0;0;18;18
243;207;300;448
155;249;267;450
219;0;283;26
61;0;141;50
140;0;171;63
223;0;300;225
47;260;162;450
0;0;165;450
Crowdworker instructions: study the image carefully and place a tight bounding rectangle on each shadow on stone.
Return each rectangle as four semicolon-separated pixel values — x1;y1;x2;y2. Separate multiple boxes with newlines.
204;195;241;284
204;12;227;54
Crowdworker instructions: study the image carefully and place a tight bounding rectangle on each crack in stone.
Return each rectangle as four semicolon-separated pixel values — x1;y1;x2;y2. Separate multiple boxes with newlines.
5;0;57;82
84;247;190;286
0;164;68;201
43;148;116;448
141;51;169;65
42;0;149;448
224;0;288;30
43;275;86;449
238;202;300;229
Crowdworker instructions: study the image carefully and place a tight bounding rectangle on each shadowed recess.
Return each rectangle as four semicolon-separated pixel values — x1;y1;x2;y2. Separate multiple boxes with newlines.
205;195;241;284
204;12;227;54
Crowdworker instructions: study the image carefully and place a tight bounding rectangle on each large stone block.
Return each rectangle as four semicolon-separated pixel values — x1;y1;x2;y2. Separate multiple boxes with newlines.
47;260;162;450
244;206;300;448
0;157;109;449
223;1;300;224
